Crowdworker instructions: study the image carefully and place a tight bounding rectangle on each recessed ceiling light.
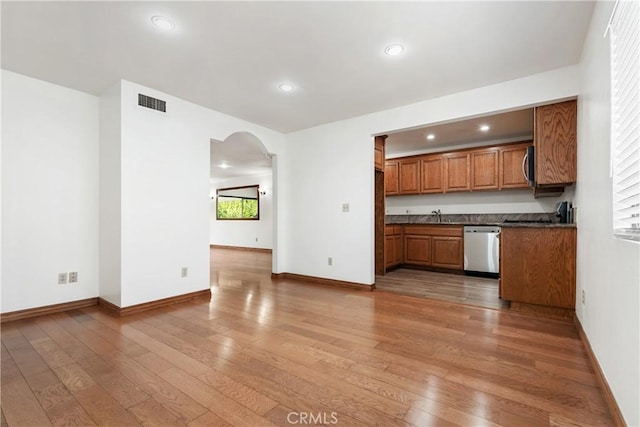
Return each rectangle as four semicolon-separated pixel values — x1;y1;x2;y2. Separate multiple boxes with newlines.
479;124;490;132
426;134;435;140
385;44;405;56
278;83;294;92
219;163;230;169
151;16;175;31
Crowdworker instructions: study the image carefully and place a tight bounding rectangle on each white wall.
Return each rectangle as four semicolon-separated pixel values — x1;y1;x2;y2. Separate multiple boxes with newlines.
1;70;99;312
387;188;572;216
98;81;122;306
575;2;640;425
210;173;273;250
282;66;581;284
117;81;284;307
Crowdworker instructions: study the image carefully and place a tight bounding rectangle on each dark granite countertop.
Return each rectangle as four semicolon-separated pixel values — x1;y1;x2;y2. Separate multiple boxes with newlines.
385;213;577;228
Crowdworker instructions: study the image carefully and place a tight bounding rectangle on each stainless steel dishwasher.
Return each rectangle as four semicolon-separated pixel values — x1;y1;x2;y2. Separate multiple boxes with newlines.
463;226;500;276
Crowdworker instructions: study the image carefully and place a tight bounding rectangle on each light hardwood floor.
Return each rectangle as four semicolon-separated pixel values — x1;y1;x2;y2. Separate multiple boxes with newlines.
375;268;509;310
0;248;613;426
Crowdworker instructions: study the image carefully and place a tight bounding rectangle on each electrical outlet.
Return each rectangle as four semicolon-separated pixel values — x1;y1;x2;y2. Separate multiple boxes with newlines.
342;203;350;213
69;272;78;283
328;257;333;266
581;289;585;304
58;273;67;285
181;267;188;278
256;237;259;242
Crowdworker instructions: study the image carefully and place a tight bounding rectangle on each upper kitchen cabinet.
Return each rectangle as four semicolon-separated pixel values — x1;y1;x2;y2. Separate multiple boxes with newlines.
444;152;470;192
421;155;444;193
374;135;386;172
398;159;421;194
385;160;399;195
499;142;531;189
534;100;577;186
471;148;499;191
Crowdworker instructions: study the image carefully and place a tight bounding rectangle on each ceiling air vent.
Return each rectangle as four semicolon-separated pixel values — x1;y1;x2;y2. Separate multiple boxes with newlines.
138;93;166;113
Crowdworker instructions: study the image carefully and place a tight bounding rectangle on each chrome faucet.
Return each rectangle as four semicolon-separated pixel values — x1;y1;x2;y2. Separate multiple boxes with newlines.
431;209;442;223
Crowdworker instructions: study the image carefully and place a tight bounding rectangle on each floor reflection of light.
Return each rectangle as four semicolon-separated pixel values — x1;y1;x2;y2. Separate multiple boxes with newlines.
471;391;488;423
257;300;271;324
243;291;253;313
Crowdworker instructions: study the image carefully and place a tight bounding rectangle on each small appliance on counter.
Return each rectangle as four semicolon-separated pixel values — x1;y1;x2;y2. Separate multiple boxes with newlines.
556;201;573;223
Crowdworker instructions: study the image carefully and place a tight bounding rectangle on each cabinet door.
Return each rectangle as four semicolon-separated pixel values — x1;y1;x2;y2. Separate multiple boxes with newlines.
404;235;432;266
471;149;499;190
399;159;421;194
375;147;384;171
385;160;399;195
374;136;386;171
500;227;576;308
499;143;530;189
385;235;396;268
394;235;403;265
444;153;470;192
535;100;577;185
421;155;444;193
432;236;463;270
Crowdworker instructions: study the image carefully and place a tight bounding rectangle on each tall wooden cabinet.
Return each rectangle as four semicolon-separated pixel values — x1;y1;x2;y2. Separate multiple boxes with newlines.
500;227;576;309
374;136;386;172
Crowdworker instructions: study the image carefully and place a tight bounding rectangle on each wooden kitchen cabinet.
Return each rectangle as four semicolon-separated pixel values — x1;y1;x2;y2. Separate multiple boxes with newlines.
374;135;386;171
385;225;403;270
403;225;463;270
444;153;470;192
404;235;432;266
535;100;577;186
471;148;499;191
398;159;421;194
421;155;444;193
499;142;531;189
385;160;399;195
432;236;463;269
500;227;576;309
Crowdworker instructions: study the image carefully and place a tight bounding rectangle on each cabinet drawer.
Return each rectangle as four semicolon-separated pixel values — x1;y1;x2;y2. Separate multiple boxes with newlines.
404;225;462;237
385;225;402;236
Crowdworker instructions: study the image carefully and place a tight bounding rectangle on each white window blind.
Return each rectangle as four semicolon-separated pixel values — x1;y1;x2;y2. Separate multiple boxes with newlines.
610;0;640;242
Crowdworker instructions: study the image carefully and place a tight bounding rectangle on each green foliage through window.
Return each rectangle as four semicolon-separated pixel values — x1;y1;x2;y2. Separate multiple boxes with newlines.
217;197;258;219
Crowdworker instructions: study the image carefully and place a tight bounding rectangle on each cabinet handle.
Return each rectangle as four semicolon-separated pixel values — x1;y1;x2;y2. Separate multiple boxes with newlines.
522;152;529;181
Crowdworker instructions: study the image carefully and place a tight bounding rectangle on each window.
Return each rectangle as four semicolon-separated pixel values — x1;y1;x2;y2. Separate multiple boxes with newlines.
610;0;640;242
215;185;260;220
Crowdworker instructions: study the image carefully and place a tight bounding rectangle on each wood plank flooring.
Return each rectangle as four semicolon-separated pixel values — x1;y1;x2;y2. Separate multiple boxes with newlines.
0;248;613;426
375;268;509;310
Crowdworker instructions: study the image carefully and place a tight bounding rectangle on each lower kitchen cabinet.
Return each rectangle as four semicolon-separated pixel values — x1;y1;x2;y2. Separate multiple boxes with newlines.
432;236;463;269
403;225;463;271
500;227;576;308
385;225;403;270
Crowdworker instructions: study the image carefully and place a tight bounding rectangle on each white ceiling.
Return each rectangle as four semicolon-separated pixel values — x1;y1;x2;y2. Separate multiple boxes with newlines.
386;108;534;157
1;1;594;134
210;132;272;182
